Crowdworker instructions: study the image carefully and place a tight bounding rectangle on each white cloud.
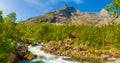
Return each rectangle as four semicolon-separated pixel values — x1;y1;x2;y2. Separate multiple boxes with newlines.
24;0;58;13
0;0;14;17
0;1;10;10
24;0;83;7
24;0;83;14
24;0;42;6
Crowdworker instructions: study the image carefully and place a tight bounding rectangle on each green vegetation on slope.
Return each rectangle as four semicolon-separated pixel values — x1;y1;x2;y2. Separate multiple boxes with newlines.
2;19;120;62
1;12;120;62
105;0;120;10
0;11;17;63
0;1;120;62
15;22;120;50
105;0;120;18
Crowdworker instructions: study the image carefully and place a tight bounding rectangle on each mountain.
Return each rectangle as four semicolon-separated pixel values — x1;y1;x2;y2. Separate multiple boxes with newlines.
25;5;120;25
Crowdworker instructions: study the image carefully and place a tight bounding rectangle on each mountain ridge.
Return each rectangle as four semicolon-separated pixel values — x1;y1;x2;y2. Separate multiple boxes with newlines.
25;5;120;25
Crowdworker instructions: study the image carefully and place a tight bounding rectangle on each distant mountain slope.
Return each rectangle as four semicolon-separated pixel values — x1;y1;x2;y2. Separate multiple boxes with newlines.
25;5;120;25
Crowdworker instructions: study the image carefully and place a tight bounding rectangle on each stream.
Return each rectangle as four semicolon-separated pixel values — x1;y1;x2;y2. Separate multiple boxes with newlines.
18;44;120;63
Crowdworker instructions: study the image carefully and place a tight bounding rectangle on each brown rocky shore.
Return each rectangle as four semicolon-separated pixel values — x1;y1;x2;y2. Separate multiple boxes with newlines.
41;38;120;62
9;40;38;63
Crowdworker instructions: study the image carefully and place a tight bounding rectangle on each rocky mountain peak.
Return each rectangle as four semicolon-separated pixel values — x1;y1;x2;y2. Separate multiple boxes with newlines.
59;4;77;12
61;4;68;9
100;8;111;17
54;5;78;18
26;5;116;25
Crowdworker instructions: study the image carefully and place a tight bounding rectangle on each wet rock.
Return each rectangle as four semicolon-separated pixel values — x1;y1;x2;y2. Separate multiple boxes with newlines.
17;51;24;59
32;42;38;46
24;53;35;60
26;40;33;44
14;40;39;61
9;52;18;63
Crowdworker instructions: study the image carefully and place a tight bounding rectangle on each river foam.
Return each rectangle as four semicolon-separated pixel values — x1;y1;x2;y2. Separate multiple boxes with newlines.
28;45;80;63
18;44;120;63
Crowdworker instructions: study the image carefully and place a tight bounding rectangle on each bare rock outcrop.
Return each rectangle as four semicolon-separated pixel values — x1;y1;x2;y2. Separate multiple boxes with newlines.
25;5;119;26
100;9;111;17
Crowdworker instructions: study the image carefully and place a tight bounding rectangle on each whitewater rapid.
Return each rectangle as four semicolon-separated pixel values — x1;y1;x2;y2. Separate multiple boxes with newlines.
28;45;80;63
18;44;120;63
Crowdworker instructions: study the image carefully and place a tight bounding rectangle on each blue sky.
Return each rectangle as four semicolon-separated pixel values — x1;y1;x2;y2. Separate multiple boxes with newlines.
0;0;112;21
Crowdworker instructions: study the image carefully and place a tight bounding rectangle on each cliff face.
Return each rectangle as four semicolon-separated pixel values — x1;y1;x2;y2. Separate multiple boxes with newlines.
25;5;120;25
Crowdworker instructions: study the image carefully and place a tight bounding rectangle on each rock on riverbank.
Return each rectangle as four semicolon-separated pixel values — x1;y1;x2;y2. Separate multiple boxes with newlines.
9;40;38;63
41;39;120;62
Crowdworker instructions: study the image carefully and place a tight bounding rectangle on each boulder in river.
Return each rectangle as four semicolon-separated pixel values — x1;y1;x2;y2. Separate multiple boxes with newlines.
24;53;36;60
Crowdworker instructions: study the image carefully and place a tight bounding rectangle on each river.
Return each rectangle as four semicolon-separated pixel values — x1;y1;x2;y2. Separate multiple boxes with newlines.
18;44;120;63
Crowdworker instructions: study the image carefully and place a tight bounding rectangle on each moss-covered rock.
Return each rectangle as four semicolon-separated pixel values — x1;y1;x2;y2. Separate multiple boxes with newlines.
25;53;35;60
